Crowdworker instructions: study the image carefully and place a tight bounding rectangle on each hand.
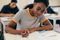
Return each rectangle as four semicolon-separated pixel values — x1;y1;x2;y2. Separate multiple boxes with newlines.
20;29;29;37
28;27;36;33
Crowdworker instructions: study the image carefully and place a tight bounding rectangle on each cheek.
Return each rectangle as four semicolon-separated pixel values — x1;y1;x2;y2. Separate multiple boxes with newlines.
32;10;37;14
37;12;44;16
12;5;16;8
32;10;43;16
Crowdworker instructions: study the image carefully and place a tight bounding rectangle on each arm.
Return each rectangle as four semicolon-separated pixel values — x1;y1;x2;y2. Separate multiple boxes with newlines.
36;20;53;30
5;19;29;36
28;19;53;33
5;19;21;34
0;13;14;17
5;10;29;35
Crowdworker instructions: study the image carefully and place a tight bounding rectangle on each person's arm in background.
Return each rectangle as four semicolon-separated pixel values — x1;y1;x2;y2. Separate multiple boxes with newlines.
0;13;14;17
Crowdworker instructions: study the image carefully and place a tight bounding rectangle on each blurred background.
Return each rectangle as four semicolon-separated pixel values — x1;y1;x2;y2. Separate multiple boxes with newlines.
0;0;60;40
0;0;60;13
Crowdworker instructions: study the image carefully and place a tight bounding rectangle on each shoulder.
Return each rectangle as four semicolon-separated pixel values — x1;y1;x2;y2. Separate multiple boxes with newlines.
13;9;26;17
39;15;48;23
17;9;28;14
2;5;9;8
1;5;9;10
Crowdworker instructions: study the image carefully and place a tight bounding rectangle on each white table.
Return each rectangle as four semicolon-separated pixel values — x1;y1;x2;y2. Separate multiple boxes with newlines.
4;30;60;40
44;14;60;27
0;17;12;33
0;16;60;40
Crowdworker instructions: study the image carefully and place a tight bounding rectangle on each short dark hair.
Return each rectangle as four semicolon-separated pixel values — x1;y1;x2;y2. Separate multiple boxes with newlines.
24;4;33;9
11;0;17;3
34;0;49;7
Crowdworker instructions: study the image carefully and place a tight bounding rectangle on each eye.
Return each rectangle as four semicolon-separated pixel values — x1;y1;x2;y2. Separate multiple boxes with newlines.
37;7;41;11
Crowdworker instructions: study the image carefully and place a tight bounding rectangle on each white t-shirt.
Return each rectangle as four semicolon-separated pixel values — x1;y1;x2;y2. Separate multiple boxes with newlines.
13;8;47;30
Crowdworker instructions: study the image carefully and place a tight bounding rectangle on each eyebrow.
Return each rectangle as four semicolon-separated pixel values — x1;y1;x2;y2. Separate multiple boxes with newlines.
37;7;41;10
37;7;45;11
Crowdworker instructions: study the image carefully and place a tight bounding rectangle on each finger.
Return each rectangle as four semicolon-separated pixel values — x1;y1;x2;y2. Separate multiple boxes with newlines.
22;34;28;37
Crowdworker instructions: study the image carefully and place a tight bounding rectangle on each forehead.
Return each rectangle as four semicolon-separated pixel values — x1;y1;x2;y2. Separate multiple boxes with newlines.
34;2;46;8
11;2;16;4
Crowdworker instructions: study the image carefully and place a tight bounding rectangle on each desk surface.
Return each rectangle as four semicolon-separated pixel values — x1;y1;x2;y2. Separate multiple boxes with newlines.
0;16;60;40
4;30;60;40
44;14;60;19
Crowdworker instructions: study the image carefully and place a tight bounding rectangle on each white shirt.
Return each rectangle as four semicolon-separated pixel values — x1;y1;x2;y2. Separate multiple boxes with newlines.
13;8;47;30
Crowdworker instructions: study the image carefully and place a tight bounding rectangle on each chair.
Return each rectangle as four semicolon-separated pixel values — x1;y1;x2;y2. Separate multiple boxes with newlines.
0;22;4;40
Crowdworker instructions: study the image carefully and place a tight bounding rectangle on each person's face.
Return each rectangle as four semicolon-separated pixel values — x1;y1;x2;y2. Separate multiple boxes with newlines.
10;2;17;8
32;2;47;17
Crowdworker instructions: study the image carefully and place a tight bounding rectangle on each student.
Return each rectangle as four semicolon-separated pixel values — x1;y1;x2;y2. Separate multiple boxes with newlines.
24;4;57;25
0;0;19;17
5;0;53;37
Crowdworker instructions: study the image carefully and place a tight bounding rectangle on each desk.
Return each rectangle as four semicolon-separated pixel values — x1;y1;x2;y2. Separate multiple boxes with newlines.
4;30;60;40
44;14;60;27
0;17;12;33
0;16;60;40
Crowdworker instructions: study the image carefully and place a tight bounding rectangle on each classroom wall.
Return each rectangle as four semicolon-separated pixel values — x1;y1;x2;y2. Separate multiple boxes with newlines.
0;0;11;11
0;0;34;10
49;0;60;6
0;0;60;13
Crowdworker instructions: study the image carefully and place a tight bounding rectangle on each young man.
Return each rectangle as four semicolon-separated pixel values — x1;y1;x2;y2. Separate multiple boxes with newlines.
5;0;53;37
0;0;19;17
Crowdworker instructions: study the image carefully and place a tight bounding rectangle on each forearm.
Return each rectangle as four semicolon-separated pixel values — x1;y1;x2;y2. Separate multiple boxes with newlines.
5;19;21;34
35;25;53;31
5;26;21;35
35;19;53;31
28;25;53;33
0;13;14;17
